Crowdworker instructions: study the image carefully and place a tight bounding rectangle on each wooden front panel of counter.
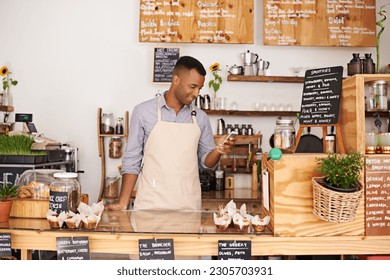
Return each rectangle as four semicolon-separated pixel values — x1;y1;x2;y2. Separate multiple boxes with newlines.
262;154;364;237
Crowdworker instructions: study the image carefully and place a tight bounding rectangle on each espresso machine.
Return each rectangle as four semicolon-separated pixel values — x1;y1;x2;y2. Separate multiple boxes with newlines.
241;50;259;76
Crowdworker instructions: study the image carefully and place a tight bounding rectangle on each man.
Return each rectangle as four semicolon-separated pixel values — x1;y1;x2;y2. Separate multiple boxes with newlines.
106;56;233;211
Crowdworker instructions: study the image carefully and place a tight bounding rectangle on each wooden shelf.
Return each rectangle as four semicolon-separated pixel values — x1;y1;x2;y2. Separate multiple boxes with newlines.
0;105;14;112
365;110;390;117
227;74;304;83
204;109;299;117
98;133;127;138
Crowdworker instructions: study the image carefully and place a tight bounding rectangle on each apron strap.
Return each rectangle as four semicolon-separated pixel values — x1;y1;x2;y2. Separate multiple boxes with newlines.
157;96;162;121
190;104;198;125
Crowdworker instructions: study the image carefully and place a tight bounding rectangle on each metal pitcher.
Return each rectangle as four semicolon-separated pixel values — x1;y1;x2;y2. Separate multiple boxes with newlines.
241;50;259;66
217;118;225;135
202;94;211;110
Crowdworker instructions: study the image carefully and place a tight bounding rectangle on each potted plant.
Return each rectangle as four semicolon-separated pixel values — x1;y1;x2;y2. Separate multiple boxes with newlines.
312;152;365;223
0;134;46;164
0;183;18;222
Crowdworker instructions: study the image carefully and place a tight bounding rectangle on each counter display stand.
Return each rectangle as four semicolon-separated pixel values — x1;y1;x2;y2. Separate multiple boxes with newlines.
97;108;129;201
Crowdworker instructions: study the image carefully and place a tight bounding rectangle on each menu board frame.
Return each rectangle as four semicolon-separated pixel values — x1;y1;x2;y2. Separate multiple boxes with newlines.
263;0;376;47
153;46;180;83
299;66;343;126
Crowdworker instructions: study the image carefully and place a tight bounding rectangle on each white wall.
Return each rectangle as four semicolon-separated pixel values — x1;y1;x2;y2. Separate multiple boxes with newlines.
1;0;389;203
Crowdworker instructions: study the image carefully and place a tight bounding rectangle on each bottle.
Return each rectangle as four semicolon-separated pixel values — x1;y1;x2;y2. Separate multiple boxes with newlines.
214;162;225;191
363;53;375;74
49;172;81;214
101;113;115;134
233;124;240;134
347;53;362;76
109;137;123;158
226;124;233;134
115;117;124;134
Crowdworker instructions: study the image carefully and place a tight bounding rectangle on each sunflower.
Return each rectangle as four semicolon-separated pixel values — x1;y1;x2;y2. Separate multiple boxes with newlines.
210;63;220;71
0;66;8;77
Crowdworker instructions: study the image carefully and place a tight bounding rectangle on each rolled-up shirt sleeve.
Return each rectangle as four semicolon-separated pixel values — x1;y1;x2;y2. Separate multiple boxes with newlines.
121;106;144;175
197;110;216;169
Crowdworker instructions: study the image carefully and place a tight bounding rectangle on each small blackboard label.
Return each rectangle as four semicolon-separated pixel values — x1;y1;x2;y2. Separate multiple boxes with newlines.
218;240;251;260
299;66;343;125
49;191;68;214
57;237;90;260
153;47;180;83
139;239;174;260
0;233;12;257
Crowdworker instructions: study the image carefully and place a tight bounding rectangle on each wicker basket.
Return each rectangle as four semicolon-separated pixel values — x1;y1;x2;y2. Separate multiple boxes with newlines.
312;177;363;223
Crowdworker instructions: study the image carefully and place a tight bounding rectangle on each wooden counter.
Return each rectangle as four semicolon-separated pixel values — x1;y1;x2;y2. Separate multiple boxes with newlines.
2;210;390;260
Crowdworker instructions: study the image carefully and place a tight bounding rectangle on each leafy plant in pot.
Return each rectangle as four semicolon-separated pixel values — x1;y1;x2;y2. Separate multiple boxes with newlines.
0;183;18;222
312;152;365;223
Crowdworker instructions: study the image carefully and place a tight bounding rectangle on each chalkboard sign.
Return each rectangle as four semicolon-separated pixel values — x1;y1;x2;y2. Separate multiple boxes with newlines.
0;233;12;257
56;237;90;260
365;156;390;236
218;240;251;260
263;0;376;47
49;191;68;214
299;66;343;125
139;238;174;260
153;47;180;83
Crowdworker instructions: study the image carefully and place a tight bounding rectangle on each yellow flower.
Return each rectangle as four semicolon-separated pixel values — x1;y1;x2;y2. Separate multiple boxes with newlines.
0;66;8;77
210;63;220;72
208;62;222;94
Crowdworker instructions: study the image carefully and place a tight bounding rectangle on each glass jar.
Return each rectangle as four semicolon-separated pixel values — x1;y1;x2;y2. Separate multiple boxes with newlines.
49;172;81;214
325;135;335;154
274;119;295;153
247;124;254;135
226;124;233;134
104;176;120;199
115;117;124;135
368;80;388;111
109;137;123;158
233;124;240;135
101;113;115;134
241;124;248;135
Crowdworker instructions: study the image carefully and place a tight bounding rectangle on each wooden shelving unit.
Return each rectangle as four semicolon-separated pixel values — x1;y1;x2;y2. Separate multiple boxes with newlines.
204;109;299;117
97;108;129;201
227;74;304;83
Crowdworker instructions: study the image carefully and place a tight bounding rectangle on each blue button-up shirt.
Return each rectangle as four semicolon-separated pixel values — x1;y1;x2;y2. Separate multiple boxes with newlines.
121;95;216;175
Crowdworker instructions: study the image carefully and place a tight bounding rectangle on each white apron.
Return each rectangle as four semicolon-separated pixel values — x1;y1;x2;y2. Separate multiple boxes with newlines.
134;97;202;210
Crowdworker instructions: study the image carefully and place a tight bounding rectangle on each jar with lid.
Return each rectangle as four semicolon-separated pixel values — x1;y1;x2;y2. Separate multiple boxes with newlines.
368;80;388;111
325;135;335;153
115;117;124;135
226;124;233;134
109;137;123;159
247;124;254;135
241;124;248;135
233;124;240;135
273;119;295;153
104;176;120;199
101;113;115;134
49;172;80;214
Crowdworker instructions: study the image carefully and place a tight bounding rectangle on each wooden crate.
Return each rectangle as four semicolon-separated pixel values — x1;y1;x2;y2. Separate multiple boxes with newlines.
10;199;49;218
262;154;364;237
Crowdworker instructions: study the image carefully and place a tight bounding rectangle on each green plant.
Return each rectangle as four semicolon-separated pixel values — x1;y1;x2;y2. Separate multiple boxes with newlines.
376;4;389;73
0;134;46;155
316;152;365;190
0;183;18;201
208;63;223;94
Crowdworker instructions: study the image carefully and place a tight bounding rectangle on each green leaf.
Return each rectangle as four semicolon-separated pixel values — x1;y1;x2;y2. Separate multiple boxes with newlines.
11;80;18;86
208;80;214;88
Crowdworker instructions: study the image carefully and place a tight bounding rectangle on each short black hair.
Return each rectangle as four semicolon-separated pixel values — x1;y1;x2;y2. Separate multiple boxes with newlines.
173;56;206;76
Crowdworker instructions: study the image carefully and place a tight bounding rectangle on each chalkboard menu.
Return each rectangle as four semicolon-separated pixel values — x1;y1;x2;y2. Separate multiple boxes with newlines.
153;47;180;83
139;239;174;260
139;0;254;44
56;237;90;260
218;240;251;260
0;233;12;257
299;66;343;125
263;0;376;47
365;156;390;236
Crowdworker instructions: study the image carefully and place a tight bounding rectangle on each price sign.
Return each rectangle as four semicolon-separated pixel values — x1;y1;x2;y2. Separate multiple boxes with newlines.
139;239;174;260
0;233;12;257
218;240;251;260
56;237;90;260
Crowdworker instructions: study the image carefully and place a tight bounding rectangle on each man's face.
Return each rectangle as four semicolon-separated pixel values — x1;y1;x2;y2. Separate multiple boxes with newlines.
173;69;205;106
